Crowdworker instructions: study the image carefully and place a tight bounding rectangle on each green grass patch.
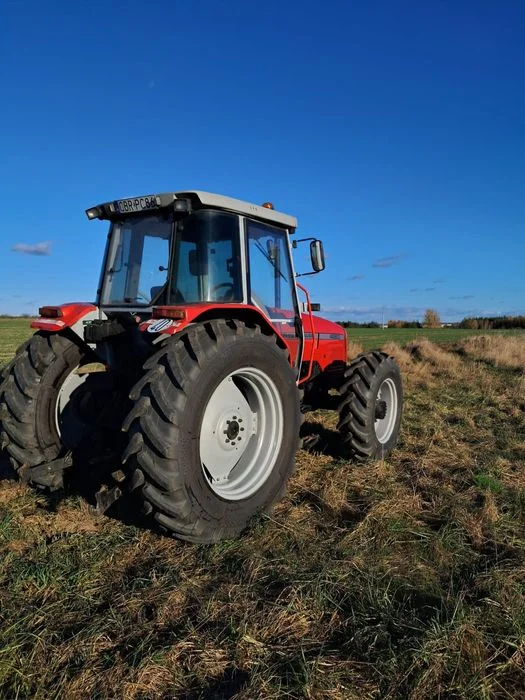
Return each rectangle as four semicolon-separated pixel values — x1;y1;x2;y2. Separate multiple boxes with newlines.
347;326;525;350
473;473;504;494
0;318;34;367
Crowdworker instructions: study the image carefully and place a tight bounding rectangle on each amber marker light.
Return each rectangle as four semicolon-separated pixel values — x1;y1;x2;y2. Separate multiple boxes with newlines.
38;306;63;318
151;307;187;320
262;202;274;209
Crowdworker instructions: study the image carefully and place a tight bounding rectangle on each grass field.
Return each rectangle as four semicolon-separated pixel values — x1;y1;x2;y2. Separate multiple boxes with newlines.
1;321;525;698
0;318;35;367
347;326;525;351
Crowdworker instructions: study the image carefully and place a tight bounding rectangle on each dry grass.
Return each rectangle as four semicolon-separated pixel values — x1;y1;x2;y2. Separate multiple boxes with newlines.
1;337;525;698
460;334;525;370
406;337;462;376
347;340;364;361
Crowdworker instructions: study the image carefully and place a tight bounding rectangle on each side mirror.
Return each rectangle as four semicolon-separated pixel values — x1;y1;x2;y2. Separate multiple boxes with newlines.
310;240;325;272
189;250;198;276
301;301;321;312
189;250;208;276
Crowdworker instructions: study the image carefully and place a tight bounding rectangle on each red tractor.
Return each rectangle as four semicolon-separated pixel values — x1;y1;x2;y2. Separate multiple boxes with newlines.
0;191;402;542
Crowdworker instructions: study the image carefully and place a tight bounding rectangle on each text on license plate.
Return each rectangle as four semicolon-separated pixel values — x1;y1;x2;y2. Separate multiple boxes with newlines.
116;195;160;214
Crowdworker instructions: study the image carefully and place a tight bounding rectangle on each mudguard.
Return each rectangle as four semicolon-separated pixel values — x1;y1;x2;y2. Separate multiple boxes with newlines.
30;303;104;344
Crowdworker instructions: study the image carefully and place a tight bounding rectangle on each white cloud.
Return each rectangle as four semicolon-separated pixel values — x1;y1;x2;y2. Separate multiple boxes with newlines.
372;254;405;268
11;241;51;256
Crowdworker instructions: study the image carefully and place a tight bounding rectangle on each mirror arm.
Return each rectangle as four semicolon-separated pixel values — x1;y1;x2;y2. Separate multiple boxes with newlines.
292;237;316;248
295;270;321;278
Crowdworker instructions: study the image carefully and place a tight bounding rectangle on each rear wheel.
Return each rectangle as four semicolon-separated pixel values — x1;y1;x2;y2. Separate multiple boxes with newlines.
0;332;114;477
337;351;403;461
0;339;31;468
123;319;301;543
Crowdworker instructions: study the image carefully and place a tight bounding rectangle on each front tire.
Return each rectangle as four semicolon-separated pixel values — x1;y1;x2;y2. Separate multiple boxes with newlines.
337;351;403;461
122;319;301;543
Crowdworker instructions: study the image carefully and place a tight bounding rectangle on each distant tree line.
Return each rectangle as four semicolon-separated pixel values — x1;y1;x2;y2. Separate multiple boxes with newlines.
339;321;384;328
0;313;33;319
339;319;424;328
387;320;422;328
458;315;525;329
340;313;525;329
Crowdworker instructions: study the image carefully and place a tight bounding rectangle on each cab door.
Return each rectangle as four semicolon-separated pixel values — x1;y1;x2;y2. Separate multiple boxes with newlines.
245;219;302;368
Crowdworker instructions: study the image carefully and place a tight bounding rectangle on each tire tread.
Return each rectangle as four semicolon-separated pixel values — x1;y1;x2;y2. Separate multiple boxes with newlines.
1;333;80;473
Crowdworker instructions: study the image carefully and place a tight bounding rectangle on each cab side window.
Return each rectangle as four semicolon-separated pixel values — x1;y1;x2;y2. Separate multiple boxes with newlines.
246;220;296;319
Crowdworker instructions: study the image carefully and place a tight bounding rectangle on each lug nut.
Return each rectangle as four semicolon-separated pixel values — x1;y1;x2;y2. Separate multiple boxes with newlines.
240;427;245;431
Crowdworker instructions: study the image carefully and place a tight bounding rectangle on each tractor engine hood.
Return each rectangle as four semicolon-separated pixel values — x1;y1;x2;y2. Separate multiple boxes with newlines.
302;314;346;341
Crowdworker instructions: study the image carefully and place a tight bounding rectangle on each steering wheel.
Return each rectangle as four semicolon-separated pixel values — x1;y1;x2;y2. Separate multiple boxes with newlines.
211;282;235;301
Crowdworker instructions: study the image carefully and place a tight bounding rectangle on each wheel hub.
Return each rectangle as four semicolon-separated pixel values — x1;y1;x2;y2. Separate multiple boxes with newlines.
225;419;241;441
375;400;387;420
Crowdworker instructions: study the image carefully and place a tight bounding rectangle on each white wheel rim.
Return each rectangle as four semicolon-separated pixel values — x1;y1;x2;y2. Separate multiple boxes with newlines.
374;378;398;444
55;366;89;448
199;367;284;501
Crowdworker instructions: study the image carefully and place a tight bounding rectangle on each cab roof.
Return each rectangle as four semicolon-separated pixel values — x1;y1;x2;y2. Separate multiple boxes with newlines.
87;190;297;230
180;191;297;229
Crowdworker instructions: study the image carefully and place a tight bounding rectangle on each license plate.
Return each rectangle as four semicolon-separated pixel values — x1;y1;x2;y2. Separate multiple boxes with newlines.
116;195;160;214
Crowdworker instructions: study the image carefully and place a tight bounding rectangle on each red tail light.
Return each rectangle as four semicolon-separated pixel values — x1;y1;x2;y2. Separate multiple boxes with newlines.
39;306;63;318
152;307;186;320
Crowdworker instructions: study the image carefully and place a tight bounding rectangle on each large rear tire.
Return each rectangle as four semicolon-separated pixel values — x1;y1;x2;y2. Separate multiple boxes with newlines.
122;319;301;543
0;339;31;469
1;332;102;475
337;351;403;461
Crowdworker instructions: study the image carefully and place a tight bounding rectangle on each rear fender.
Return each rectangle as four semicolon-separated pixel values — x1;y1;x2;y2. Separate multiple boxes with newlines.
31;303;106;346
140;304;292;360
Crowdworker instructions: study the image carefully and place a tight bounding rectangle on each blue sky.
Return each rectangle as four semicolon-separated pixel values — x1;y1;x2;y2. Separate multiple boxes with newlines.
1;0;524;322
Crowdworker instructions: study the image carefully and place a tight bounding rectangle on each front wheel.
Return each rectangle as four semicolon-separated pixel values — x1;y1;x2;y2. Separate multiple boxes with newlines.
337;351;403;461
122;319;301;543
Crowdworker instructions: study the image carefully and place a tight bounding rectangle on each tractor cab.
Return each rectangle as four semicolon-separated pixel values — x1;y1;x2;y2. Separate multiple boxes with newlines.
91;191;324;324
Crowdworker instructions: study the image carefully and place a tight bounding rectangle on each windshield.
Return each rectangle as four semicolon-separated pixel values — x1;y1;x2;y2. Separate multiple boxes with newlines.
169;210;242;304
101;213;172;306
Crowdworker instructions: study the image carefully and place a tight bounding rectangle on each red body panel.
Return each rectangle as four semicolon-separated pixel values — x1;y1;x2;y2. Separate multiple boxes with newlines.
30;303;97;332
302;313;348;372
140;303;347;378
